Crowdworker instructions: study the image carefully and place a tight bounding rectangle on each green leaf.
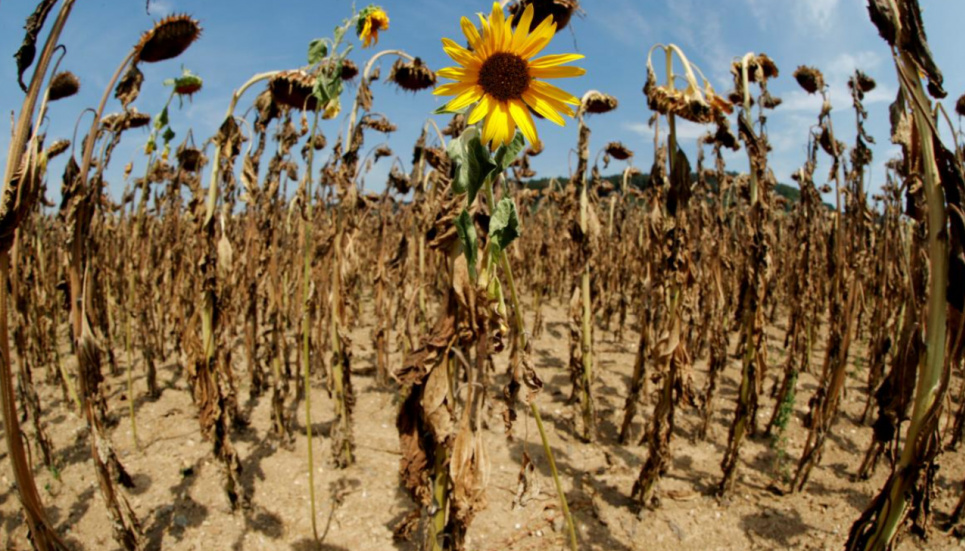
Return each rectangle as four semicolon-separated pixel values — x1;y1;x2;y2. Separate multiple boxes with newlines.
446;126;497;206
494;131;525;172
308;39;328;64
455;209;478;280
162;127;176;144
489;196;520;251
433;104;470;116
154;106;169;130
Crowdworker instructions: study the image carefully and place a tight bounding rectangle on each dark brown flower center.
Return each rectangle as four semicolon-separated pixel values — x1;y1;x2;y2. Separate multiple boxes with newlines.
478;52;530;102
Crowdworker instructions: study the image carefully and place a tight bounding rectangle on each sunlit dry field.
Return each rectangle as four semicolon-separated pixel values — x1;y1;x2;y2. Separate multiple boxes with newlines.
0;1;963;550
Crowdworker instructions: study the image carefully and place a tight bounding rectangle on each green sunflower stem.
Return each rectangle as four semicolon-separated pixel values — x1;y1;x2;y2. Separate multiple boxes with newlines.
301;110;322;540
484;177;578;551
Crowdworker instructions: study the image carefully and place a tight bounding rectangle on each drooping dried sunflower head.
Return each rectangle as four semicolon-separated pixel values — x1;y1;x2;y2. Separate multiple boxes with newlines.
177;147;203;172
340;59;359;81
740;53;778;83
101;111;150;132
957;94;965;118
645;44;732;124
508;0;579;32
793;66;825;95
126;111;151;129
604;141;632;160
852;70;876;94
389;57;436;92
48;71;80;101
581;91;618;114
269;71;319;111
361;114;397;133
135;14;202;64
46;139;70;159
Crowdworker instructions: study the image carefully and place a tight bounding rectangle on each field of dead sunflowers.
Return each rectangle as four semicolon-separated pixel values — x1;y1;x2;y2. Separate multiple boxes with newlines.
0;0;964;549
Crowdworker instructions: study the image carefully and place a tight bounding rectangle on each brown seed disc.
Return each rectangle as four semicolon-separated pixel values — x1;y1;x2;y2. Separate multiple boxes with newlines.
389;58;436;92
48;71;80;101
509;0;579;32
268;71;319;111
136;14;202;64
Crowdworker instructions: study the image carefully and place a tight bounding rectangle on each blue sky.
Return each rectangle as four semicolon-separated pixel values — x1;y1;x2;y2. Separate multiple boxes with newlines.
1;0;964;205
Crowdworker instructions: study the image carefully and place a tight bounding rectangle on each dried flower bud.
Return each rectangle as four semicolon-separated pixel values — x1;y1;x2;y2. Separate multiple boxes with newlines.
793;66;825;95
361;114;396;133
127;112;151;129
269;70;319;111
45;139;70;159
340;59;359;81
853;71;876;94
389;57;436;92
135;14;202;63
582;91;618;114
957;94;965;118
177;147;202;172
48;71;80;101
604;141;632;160
424;147;447;171
311;133;327;151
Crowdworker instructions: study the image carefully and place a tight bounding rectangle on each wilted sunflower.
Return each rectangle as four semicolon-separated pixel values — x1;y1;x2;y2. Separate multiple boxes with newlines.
357;6;389;48
434;2;584;148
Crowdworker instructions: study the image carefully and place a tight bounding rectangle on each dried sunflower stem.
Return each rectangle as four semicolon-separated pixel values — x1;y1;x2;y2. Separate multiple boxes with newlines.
719;53;764;496
0;1;76;547
483;178;579;551
345;49;415;141
846;50;948;551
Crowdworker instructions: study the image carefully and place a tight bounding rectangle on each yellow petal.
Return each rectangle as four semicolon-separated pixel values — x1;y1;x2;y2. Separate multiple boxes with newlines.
508;99;538;144
468;94;494;125
529;53;584;69
518;18;556;59
511;3;535;50
498;102;517;147
436;66;478;82
490;3;505;51
460;17;483;52
444;86;483;111
522;89;566;126
529;65;586;79
442;38;480;68
482;107;498;145
529;80;581;105
433;81;475;97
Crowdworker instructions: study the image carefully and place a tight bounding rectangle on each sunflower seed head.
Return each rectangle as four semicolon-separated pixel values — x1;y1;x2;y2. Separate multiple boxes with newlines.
48;71;80;101
135;14;202;64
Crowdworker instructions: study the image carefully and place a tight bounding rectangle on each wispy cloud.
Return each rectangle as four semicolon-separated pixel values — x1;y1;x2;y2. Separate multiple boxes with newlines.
591;0;651;47
796;0;841;31
623;119;710;141
146;0;174;17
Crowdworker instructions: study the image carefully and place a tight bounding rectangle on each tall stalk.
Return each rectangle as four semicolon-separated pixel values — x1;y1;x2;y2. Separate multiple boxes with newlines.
846;47;949;551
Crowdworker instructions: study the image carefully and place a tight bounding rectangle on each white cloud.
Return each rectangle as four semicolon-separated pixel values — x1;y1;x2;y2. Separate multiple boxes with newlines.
147;0;173;17
624;119;711;141
743;0;771;30
796;0;841;31
592;0;652;47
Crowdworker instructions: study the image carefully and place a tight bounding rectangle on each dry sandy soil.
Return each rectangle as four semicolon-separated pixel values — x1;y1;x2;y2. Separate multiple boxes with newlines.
0;299;962;550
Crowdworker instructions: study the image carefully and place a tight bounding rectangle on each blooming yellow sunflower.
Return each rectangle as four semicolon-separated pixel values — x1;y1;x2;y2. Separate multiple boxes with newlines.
357;6;389;48
434;2;584;149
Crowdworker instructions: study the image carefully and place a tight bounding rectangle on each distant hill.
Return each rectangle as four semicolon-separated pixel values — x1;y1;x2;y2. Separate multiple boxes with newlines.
521;172;806;205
